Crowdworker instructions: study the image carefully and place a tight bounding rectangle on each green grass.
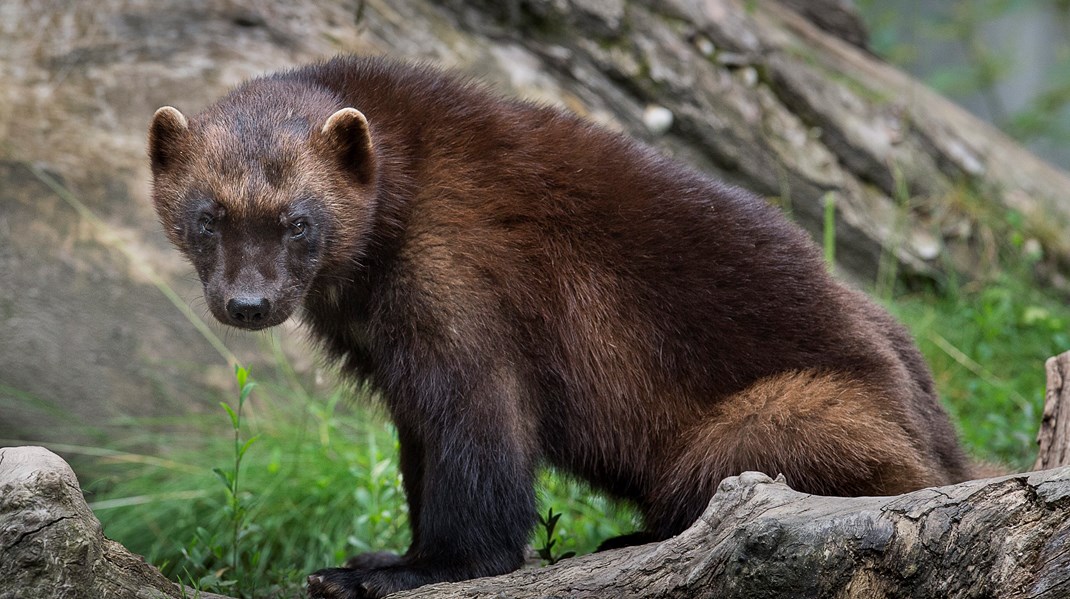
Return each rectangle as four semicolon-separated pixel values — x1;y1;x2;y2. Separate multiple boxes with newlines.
85;384;411;597
81;371;637;597
890;274;1068;469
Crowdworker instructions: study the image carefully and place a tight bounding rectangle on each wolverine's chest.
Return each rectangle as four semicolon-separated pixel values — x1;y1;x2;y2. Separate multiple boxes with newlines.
303;286;379;381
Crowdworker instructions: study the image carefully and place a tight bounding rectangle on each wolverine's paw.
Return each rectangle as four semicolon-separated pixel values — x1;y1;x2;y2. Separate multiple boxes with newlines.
308;568;361;599
343;551;405;569
307;566;433;599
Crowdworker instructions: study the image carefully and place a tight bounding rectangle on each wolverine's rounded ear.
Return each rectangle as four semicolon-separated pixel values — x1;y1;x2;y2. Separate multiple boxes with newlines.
320;107;376;185
148;106;189;175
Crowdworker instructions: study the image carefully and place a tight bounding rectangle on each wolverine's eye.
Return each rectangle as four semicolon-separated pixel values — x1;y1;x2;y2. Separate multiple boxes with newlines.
289;219;308;240
199;213;215;235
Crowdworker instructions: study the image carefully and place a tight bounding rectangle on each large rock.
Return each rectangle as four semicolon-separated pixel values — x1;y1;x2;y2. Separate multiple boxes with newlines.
2;0;1068;442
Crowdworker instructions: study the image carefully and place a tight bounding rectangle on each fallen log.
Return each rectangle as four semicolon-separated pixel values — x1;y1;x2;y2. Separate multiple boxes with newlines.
3;403;1070;598
5;346;1070;598
396;469;1070;598
0;446;230;599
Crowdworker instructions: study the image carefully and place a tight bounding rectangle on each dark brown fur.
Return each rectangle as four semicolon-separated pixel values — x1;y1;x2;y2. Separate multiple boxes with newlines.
148;57;972;599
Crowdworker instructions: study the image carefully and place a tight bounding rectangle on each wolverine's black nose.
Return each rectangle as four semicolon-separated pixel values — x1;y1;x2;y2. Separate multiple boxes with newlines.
226;296;271;324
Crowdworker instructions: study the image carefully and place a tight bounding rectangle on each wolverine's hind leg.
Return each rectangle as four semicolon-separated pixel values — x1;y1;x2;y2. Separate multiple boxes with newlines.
645;370;945;538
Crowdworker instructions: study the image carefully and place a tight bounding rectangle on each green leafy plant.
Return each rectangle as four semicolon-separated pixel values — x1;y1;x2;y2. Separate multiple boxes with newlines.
535;507;576;565
86;377;412;597
211;365;260;595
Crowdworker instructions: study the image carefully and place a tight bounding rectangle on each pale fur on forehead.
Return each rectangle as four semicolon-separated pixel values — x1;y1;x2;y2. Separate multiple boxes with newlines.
187;117;311;218
162;79;370;228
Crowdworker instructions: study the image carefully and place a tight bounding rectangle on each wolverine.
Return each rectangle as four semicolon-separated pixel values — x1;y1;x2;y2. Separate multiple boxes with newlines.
148;56;972;598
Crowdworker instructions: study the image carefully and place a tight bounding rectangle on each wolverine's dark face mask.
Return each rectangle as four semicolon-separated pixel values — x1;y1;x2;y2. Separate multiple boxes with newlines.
166;191;327;330
147;86;379;330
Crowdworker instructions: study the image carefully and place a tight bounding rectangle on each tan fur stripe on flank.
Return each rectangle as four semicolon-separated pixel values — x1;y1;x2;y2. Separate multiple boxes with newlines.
660;370;940;506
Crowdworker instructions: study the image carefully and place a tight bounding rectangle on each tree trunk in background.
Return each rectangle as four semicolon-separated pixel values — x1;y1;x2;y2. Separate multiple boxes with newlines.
1036;352;1070;471
442;0;1070;284
4;444;1070;599
778;0;869;48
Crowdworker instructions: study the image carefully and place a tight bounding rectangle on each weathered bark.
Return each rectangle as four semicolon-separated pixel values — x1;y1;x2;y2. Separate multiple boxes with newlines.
3;445;1069;599
1036;351;1070;471
450;0;1070;284
398;470;1070;599
0;446;230;599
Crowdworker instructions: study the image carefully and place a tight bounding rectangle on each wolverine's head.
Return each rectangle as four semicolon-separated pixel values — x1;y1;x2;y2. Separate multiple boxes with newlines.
148;81;377;330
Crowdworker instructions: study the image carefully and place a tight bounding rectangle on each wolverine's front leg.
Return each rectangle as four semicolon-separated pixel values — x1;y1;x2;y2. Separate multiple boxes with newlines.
339;422;425;573
308;378;537;599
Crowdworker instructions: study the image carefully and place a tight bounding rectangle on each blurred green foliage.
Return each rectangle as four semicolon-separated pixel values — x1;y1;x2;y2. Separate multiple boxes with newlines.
892;273;1068;468
858;0;1070;165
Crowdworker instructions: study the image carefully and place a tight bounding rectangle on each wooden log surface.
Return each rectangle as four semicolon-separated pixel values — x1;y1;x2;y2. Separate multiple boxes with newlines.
396;470;1070;599
3;445;1070;599
0;446;230;599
